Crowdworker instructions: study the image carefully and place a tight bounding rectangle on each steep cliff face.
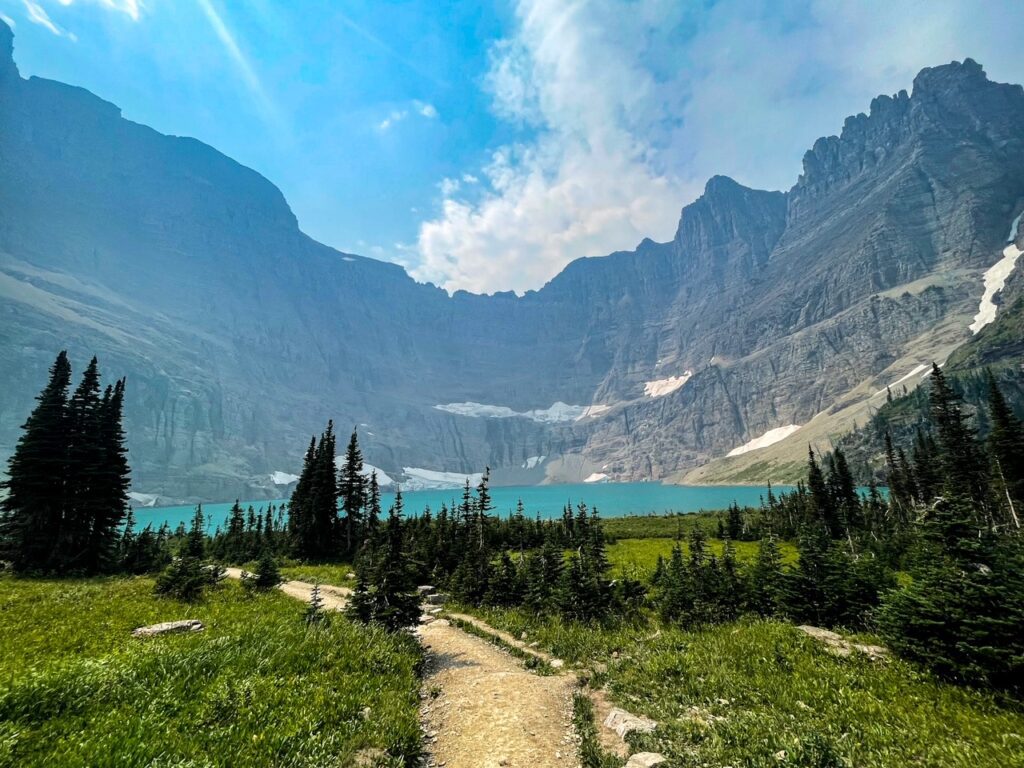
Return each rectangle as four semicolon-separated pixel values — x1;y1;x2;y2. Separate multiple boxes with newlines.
1;16;1022;499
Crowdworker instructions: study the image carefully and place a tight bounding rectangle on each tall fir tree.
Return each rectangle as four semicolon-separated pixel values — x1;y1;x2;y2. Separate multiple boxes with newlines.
985;372;1023;529
0;351;72;572
347;495;420;632
338;428;367;556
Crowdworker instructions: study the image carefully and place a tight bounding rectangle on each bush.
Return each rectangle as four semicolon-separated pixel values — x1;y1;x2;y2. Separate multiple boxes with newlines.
242;551;282;593
153;556;208;601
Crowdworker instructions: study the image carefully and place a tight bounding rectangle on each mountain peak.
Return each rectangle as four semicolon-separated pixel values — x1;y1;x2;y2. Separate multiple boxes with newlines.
912;57;987;95
0;18;17;82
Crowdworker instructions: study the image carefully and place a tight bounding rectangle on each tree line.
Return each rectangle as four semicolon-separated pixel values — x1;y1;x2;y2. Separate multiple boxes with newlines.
1;352;131;574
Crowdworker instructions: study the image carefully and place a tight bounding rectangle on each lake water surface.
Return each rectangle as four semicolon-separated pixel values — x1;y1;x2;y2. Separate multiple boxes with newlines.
134;482;792;533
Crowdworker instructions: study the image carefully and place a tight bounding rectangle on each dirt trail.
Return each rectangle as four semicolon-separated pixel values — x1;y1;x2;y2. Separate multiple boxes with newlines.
224;570;580;767
222;568;351;610
419;618;579;768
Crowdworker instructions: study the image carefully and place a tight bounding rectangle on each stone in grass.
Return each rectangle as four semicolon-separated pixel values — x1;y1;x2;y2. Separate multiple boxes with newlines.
417;585;435;594
625;753;667;768
425;593;447;606
797;625;888;661
132;619;204;637
603;707;657;739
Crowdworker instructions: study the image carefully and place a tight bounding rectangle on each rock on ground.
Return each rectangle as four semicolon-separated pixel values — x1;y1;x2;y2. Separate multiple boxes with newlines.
625;753;666;768
132;619;204;637
797;625;888;660
603;708;657;739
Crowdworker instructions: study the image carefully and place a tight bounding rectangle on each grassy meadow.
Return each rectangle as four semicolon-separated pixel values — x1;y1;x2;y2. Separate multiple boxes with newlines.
465;607;1024;768
0;576;421;768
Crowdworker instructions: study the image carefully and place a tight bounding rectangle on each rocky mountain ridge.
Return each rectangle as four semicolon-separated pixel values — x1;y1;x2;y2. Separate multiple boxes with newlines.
1;18;1022;501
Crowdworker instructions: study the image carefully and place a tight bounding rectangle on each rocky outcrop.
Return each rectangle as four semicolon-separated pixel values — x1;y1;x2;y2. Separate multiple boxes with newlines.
132;619;205;637
1;13;1022;498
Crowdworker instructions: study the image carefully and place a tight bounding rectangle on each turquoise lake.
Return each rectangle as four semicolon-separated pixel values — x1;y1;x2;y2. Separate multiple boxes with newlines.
134;482;793;533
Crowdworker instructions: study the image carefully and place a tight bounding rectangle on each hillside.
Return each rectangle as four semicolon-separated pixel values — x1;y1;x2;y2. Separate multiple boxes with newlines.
2;16;1023;500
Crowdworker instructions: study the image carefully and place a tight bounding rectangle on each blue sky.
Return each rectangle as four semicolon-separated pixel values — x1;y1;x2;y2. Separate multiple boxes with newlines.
3;1;1024;294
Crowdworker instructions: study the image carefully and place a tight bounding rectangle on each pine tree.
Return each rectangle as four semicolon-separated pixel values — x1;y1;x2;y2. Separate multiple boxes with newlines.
305;582;327;626
657;542;691;624
64;357;104;571
807;447;839;538
338;428;367;556
183;505;206;559
346;500;420;632
748;534;784;617
928;364;987;509
0;351;72;572
288;436;317;553
245;549;282;591
366;470;382;536
89;378;130;572
985;372;1023;529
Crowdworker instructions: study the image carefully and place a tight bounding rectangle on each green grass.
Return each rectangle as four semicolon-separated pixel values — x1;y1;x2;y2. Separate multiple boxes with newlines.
0;575;421;767
277;562;356;585
463;608;1024;767
603;511;723;540
606;537;797;577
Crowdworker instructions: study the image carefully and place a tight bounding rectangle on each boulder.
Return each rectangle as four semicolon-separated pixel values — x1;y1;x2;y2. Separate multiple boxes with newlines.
132;619;204;637
425;593;447;606
625;754;666;768
798;625;888;660
416;585;436;594
603;707;657;739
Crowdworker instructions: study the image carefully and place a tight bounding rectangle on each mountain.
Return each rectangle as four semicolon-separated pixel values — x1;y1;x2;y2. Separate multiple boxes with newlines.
1;19;1022;501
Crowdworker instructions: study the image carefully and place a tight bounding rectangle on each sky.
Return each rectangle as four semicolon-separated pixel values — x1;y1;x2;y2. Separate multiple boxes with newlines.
3;0;1024;295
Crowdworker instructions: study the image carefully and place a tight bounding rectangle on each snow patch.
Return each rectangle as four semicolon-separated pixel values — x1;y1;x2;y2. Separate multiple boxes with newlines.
970;241;1021;334
644;371;692;398
577;404;611;420
360;463;395;487
401;467;483;491
584;472;609;483
522;455;546;469
727;425;802;457
342;256;356;262
331;458;396;487
434;401;588;423
1008;211;1022;242
875;364;929;396
269;471;300;486
128;492;160;508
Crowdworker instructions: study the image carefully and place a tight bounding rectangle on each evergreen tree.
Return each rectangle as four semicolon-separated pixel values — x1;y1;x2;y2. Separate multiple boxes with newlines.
338;428;367;556
928;364;987;510
657;542;691;624
244;549;282;592
985;372;1024;529
305;582;327;626
154;554;207;601
89;378;130;571
807;447;840;538
63;357;103;570
183;505;206;560
346;500;420;632
0;351;72;572
748;534;784;617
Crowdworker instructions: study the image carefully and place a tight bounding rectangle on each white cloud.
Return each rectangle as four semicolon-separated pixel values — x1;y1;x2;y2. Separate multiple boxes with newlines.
411;0;1024;295
461;174;478;184
379;101;438;131
23;0;76;40
55;0;141;21
378;109;408;131
0;12;15;26
439;177;462;196
416;100;439;118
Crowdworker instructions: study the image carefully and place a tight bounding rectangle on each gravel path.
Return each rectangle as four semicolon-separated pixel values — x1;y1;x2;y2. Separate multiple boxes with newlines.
419;618;579;768
224;569;580;767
